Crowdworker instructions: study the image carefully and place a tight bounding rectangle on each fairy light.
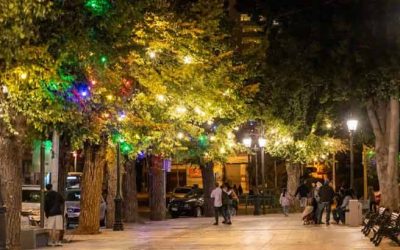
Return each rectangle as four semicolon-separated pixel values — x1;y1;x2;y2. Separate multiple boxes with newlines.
183;55;192;64
20;72;27;80
156;94;165;102
176;106;187;114
149;51;156;59
177;132;184;139
194;107;204;116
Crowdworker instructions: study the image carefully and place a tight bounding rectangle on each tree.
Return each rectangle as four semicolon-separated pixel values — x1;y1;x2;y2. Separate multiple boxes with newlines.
258;0;400;210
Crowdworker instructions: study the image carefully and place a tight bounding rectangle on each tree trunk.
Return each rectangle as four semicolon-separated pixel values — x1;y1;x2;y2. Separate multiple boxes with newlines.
105;149;116;228
75;141;107;234
58;133;70;193
123;159;139;222
149;155;166;221
0;135;22;249
367;97;399;211
200;161;215;217
286;161;300;197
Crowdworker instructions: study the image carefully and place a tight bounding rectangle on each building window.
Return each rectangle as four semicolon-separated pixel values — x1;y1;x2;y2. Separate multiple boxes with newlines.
240;14;251;22
242;37;262;44
242;26;263;33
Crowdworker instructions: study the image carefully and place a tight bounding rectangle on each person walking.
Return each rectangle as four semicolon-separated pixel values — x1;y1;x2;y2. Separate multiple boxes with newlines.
44;184;64;246
317;180;335;225
279;188;291;216
295;180;309;209
238;184;243;196
222;183;232;225
210;183;223;225
368;186;377;213
230;186;239;216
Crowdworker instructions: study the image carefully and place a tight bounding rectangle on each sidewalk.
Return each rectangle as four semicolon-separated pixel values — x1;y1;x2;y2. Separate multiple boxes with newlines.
40;213;398;250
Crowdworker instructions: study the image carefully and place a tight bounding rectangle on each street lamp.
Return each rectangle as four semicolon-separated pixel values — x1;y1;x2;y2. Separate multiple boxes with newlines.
113;113;125;231
347;119;358;190
258;138;267;214
243;136;266;215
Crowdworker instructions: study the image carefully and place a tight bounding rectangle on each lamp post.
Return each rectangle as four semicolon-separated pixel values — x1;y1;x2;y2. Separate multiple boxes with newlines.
40;141;45;228
113;113;125;231
347;119;358;190
72;151;78;172
243;136;264;215
258;137;267;214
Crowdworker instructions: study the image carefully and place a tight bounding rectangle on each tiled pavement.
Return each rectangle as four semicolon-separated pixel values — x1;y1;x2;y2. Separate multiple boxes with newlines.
39;213;399;250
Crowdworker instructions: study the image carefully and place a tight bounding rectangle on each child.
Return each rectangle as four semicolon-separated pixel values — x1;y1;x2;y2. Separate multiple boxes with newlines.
279;188;291;216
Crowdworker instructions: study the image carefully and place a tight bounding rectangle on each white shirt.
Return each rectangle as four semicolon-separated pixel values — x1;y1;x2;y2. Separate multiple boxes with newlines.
210;187;222;207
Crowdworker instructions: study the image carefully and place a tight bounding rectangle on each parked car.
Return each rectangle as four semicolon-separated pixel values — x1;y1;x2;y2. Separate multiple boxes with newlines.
21;185;41;226
66;172;83;189
168;187;204;218
65;188;106;229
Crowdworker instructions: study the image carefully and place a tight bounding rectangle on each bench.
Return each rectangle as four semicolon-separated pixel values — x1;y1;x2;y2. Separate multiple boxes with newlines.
370;212;400;246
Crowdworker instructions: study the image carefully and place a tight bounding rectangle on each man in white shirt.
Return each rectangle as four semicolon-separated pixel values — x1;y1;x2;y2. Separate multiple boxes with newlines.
210;183;223;225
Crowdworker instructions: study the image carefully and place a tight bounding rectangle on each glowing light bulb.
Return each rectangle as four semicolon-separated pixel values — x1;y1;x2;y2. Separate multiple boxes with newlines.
177;132;184;139
210;136;216;141
176;106;187;114
80;91;88;97
183;55;192;64
207;120;213;126
118;111;126;121
220;147;226;154
20;72;27;80
149;51;156;59
1;85;8;94
106;95;113;101
194;107;204;116
156;94;165;102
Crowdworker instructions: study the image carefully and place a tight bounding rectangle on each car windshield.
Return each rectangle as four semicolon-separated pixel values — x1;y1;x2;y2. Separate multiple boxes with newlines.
22;190;40;203
66;191;81;201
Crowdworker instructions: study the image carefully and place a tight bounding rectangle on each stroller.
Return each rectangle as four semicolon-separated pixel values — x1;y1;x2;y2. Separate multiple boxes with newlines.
302;205;315;225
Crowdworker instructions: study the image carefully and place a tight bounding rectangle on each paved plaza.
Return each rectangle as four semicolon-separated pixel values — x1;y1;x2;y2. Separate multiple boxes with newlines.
41;214;399;250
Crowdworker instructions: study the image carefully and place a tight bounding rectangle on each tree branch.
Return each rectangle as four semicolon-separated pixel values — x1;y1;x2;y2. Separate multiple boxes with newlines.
366;98;384;140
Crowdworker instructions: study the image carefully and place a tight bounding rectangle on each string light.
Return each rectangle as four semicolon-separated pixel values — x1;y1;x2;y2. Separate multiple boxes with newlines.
177;132;184;139
118;111;126;121
194;107;204;116
176;106;187;114
156;94;165;102
106;94;114;101
148;51;156;59
207;120;213;125
20;72;27;80
183;55;192;64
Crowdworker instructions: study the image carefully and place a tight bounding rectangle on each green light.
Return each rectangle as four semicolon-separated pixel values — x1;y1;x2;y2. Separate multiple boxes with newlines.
44;140;52;151
100;55;107;64
84;0;111;16
198;135;208;149
112;132;124;144
120;142;133;155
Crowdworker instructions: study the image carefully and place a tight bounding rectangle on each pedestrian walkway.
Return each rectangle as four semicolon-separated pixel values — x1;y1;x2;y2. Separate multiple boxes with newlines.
40;214;398;250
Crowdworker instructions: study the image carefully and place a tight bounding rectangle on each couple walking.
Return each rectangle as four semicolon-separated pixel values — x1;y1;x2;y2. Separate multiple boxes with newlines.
211;183;237;225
